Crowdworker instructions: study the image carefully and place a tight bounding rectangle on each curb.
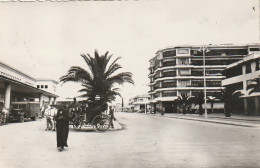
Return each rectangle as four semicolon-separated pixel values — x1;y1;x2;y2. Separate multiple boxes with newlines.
149;114;260;128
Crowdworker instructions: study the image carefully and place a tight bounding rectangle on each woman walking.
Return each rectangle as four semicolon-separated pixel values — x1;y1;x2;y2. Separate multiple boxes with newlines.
55;106;69;152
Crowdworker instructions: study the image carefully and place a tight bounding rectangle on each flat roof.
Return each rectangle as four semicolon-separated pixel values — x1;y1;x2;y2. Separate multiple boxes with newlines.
155;43;260;54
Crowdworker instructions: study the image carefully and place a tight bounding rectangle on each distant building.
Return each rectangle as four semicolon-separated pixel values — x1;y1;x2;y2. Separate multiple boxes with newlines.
0;61;58;115
129;94;150;113
148;43;260;113
222;52;260;115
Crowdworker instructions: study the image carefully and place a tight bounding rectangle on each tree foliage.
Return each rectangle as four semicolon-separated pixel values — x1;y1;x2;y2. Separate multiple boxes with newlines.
217;89;243;116
191;91;204;115
60;50;134;113
247;78;260;95
175;93;191;114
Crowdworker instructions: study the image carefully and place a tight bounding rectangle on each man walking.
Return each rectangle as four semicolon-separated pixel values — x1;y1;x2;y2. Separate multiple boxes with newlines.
109;106;115;129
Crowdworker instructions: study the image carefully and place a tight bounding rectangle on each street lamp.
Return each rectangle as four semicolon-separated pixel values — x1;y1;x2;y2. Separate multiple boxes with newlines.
198;46;210;119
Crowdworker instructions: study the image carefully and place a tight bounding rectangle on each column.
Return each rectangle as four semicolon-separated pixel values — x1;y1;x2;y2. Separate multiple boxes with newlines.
49;97;53;105
53;97;57;105
39;94;44;108
244;98;248;115
4;82;11;110
254;96;259;115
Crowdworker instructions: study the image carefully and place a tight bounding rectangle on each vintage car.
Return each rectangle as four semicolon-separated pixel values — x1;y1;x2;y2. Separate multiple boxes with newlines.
9;102;40;122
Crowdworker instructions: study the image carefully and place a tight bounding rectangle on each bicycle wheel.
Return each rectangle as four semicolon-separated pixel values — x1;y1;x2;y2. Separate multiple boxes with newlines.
92;114;110;132
73;117;82;129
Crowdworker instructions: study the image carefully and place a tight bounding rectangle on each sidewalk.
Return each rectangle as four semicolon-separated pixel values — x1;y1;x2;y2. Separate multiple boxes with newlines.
148;113;260;128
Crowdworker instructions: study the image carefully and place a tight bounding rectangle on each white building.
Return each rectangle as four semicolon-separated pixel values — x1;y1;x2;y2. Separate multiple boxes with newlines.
0;61;58;114
129;94;150;113
149;43;260;113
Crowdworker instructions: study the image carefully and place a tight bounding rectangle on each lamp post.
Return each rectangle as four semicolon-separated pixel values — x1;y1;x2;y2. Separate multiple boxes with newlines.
198;46;210;119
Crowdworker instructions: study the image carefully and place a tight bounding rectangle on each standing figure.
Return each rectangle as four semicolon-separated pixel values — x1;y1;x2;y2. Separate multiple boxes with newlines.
55;106;69;152
109;106;115;129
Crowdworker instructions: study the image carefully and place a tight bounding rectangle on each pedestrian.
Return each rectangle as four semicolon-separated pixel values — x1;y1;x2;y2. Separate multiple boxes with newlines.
55;106;69;152
109;106;115;129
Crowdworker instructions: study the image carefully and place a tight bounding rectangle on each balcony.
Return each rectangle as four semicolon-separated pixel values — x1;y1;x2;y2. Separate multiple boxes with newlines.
162;71;177;77
163;61;176;67
191;71;204;76
163;50;176;58
162;91;177;97
162;84;177;88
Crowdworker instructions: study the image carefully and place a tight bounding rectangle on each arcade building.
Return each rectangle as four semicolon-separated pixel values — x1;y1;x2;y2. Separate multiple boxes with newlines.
0;61;59;116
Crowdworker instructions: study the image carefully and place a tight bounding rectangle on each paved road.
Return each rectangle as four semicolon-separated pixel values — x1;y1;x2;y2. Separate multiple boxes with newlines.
0;113;260;168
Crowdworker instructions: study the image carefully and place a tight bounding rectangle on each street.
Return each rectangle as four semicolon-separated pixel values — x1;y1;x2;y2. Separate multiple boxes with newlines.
0;112;260;168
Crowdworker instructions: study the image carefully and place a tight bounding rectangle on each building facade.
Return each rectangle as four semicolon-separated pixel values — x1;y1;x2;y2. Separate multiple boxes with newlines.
148;43;260;113
129;94;150;113
0;61;58;115
222;52;260;115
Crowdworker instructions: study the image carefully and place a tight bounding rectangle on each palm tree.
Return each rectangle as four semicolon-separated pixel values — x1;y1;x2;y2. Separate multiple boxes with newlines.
60;50;134;114
191;91;204;115
217;89;243;117
175;93;191;114
246;78;260;115
207;96;216;114
247;78;260;95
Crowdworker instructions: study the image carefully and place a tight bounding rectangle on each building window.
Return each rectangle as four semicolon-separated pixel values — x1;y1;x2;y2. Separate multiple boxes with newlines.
178;58;189;65
176;48;190;56
250;48;260;52
179;69;190;76
162;91;177;97
45;85;48;89
179;80;190;87
246;63;251;74
163;50;176;58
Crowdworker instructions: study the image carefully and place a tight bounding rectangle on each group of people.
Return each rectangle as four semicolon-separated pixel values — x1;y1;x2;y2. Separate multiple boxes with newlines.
44;98;116;152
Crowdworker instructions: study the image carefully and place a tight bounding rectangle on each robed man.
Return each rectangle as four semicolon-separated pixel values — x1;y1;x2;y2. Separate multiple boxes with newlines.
55;106;69;151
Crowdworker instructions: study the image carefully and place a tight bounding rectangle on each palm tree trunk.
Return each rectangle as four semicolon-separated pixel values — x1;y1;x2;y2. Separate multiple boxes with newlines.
211;102;214;113
199;104;203;115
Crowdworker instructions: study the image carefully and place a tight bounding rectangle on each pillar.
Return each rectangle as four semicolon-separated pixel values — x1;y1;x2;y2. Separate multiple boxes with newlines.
244;98;248;115
39;94;44;108
4;82;11;110
53;97;57;105
254;96;260;115
49;97;53;105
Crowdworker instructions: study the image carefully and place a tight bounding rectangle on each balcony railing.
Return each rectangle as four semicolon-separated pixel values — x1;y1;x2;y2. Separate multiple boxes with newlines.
191;71;204;76
163;72;177;77
162;84;177;88
163;62;176;67
162;92;177;97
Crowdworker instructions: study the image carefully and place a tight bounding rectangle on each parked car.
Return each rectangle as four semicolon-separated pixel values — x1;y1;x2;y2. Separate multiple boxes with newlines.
9;102;40;122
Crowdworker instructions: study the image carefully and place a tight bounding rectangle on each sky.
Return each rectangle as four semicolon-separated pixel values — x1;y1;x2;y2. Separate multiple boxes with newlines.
0;0;259;105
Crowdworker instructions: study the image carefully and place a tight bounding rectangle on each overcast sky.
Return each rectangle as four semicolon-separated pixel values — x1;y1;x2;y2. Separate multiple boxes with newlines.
0;0;259;104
